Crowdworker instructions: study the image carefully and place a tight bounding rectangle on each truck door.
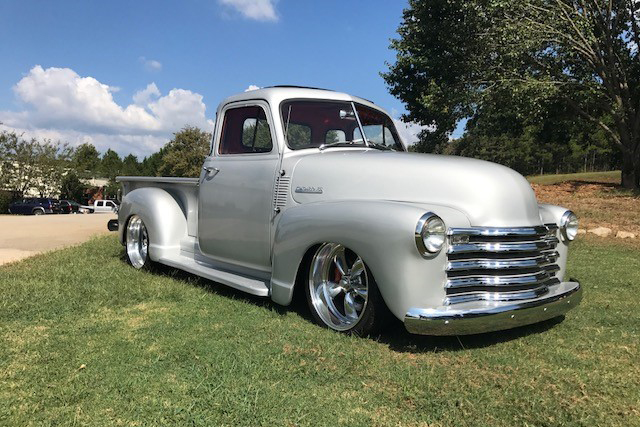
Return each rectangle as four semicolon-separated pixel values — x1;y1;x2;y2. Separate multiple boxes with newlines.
198;101;280;272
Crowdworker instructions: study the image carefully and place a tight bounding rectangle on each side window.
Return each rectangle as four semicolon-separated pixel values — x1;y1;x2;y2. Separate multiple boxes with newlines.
219;106;273;154
96;201;103;207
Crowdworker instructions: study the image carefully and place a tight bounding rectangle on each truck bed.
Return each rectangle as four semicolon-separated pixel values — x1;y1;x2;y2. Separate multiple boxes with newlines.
116;176;200;237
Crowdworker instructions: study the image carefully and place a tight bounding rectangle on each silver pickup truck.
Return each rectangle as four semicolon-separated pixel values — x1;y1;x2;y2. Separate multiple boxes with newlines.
113;86;582;336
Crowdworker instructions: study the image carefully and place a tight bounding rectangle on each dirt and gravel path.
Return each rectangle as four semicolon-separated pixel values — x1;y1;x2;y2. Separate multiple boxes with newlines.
0;213;117;266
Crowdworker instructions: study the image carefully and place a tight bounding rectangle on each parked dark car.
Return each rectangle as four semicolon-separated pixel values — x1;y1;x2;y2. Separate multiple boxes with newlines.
8;198;62;215
59;200;82;214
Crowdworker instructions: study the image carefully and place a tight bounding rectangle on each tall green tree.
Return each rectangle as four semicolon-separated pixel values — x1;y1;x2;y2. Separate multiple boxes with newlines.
72;143;101;178
383;0;640;188
100;149;122;181
121;154;141;176
140;149;164;176
59;171;87;202
158;126;211;177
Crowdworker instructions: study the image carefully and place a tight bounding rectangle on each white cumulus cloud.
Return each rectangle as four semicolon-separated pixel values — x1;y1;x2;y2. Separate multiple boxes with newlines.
244;84;260;92
133;82;161;105
0;66;214;157
219;0;279;22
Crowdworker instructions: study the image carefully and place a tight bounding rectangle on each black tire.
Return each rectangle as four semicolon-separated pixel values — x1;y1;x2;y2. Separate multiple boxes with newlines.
33;208;44;215
304;243;389;336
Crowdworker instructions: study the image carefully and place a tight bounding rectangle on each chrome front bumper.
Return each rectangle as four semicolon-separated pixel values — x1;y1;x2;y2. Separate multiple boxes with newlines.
404;280;582;336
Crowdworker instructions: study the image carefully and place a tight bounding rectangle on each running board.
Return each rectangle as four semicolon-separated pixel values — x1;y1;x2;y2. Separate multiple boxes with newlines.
157;254;270;297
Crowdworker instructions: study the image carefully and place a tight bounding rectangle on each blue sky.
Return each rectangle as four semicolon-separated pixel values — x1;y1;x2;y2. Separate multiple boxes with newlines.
0;0;453;158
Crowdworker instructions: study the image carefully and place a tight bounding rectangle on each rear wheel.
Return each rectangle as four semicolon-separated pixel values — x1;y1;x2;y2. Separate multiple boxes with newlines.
33;208;44;215
305;243;387;336
125;215;153;270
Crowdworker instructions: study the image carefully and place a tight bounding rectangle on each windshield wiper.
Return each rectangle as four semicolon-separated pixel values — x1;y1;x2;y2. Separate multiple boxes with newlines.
367;143;394;151
318;140;364;151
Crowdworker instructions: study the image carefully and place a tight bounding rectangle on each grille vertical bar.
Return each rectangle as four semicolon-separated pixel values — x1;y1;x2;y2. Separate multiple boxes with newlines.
444;224;560;305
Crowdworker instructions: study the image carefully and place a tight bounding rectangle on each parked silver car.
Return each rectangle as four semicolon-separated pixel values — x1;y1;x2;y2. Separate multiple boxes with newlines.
113;86;582;336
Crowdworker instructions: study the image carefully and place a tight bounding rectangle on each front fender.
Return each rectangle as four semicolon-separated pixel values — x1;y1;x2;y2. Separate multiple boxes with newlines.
118;187;188;261
270;200;470;320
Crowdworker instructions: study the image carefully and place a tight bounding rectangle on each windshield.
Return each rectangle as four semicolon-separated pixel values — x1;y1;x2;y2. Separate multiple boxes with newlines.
281;100;404;151
281;100;364;150
353;104;404;151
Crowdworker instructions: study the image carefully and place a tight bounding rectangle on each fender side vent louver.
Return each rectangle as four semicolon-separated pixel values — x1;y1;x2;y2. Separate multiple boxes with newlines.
273;176;291;211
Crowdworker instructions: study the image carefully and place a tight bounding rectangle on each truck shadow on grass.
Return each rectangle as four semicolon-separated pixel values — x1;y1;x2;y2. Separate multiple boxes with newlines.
376;316;565;353
133;257;567;354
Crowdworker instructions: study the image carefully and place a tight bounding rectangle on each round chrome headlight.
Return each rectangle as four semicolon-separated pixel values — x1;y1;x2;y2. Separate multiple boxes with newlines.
415;212;446;256
560;210;579;241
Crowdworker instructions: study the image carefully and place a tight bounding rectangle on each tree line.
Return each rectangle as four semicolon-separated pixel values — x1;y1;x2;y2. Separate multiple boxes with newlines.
0;126;211;211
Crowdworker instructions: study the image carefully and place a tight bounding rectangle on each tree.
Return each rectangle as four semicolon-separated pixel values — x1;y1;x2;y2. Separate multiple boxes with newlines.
0;131;72;197
34;140;73;196
100;149;122;181
452;90;618;174
158;126;211;177
0;131;39;195
383;0;640;188
140;149;164;176
121;154;141;176
60;171;87;201
72;143;101;178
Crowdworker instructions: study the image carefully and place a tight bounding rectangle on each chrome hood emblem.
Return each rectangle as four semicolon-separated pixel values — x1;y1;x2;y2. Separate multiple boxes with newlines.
295;186;324;194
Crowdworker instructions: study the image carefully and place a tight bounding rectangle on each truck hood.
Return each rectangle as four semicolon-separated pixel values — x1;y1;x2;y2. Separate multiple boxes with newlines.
290;150;542;227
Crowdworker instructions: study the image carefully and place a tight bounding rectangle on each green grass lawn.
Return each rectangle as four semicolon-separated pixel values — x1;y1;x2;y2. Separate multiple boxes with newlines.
1;236;638;426
528;170;621;185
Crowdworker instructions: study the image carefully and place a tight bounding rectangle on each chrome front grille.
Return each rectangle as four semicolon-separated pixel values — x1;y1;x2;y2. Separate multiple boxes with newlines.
445;225;560;305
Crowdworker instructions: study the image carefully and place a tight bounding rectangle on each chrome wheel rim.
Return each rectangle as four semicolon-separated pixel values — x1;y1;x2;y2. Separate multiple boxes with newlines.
126;215;149;269
309;243;369;331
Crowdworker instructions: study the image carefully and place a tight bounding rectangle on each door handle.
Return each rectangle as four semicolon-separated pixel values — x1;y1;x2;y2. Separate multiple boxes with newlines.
203;166;220;177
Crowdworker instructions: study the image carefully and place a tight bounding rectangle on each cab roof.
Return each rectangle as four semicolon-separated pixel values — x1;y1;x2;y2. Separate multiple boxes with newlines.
217;86;381;115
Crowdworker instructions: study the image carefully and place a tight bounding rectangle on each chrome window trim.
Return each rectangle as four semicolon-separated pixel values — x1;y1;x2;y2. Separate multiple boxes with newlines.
278;98;367;151
351;101;369;147
215;100;279;157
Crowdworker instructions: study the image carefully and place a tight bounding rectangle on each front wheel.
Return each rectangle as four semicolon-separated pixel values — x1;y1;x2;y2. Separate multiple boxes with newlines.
305;243;388;336
33;208;44;215
125;215;153;270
